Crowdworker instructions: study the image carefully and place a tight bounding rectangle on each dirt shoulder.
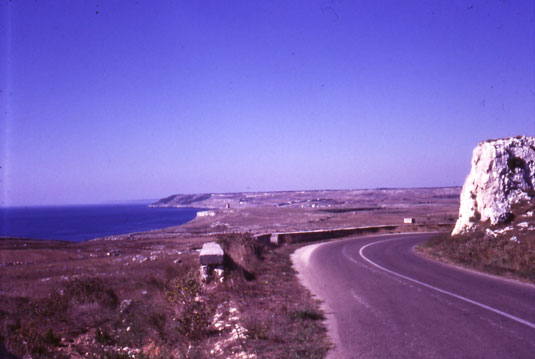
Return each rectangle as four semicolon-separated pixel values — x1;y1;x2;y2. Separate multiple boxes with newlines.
292;243;340;359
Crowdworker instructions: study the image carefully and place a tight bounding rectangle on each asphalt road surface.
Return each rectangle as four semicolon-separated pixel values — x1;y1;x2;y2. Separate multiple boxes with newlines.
293;233;535;359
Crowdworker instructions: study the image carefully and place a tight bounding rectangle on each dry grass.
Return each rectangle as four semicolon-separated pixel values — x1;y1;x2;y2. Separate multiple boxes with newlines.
0;233;331;358
0;188;464;358
1;254;201;358
0;235;212;358
418;201;535;283
216;236;332;358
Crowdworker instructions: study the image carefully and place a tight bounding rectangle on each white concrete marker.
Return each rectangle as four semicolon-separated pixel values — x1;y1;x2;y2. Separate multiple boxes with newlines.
199;242;224;265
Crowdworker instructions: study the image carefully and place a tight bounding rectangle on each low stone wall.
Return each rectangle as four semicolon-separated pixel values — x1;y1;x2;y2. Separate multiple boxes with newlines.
256;225;398;245
254;234;272;245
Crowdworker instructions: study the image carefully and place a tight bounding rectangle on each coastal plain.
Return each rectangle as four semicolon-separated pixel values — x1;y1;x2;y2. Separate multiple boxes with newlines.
150;187;461;236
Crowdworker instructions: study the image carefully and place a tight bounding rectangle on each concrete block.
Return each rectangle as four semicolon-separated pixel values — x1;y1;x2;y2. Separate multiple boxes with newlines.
199;242;224;265
270;233;280;245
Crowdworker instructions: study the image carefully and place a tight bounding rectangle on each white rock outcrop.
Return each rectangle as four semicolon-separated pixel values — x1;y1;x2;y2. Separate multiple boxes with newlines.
452;136;535;235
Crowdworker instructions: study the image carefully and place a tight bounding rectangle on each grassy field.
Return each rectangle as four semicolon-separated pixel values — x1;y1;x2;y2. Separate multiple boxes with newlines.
0;234;331;358
418;201;535;283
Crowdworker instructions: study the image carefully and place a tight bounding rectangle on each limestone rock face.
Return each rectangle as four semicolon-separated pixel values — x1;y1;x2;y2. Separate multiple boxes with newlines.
452;136;535;235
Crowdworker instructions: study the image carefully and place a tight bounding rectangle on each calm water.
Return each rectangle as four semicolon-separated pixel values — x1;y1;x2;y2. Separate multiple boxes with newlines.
0;204;199;242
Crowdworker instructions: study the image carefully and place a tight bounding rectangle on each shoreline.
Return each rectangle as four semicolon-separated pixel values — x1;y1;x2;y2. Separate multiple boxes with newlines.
1;205;202;243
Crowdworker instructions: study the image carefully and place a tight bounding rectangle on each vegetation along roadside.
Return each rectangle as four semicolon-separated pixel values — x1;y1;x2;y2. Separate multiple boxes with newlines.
0;234;332;359
417;201;535;284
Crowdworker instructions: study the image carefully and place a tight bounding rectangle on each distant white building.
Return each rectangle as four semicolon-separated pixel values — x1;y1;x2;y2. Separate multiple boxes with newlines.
197;210;216;217
404;217;415;224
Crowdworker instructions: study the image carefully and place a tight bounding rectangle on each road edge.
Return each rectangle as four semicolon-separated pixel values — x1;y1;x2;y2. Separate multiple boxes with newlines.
292;243;341;359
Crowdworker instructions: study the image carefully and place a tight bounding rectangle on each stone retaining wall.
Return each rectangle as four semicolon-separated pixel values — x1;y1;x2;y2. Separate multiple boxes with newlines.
255;225;398;245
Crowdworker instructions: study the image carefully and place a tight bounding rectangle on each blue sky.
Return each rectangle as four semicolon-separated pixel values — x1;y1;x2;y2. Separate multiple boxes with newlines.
1;0;534;206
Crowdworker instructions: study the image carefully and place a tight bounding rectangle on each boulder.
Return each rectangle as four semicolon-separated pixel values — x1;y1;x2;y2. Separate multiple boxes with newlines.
452;136;535;235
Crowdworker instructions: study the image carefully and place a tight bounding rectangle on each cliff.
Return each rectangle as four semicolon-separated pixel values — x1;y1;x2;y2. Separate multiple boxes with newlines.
151;193;212;207
452;136;535;235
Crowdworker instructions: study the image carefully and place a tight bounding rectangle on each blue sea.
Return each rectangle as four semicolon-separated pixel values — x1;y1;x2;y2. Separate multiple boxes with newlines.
0;204;199;242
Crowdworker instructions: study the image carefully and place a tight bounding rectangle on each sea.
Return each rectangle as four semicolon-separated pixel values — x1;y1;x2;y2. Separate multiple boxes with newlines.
0;203;200;242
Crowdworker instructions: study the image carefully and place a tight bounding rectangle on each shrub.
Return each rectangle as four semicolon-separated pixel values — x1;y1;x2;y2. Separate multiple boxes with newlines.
26;293;69;321
165;270;201;306
243;315;269;340
64;276;119;308
176;300;212;341
42;328;61;346
114;301;172;348
165;269;212;342
291;309;325;321
148;311;167;337
5;323;63;357
96;327;114;345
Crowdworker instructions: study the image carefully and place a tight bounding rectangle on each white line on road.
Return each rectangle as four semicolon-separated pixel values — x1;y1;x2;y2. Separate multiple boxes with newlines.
357;238;535;330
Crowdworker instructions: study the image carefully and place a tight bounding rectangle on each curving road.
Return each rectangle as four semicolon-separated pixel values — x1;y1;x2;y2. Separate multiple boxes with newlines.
293;233;535;359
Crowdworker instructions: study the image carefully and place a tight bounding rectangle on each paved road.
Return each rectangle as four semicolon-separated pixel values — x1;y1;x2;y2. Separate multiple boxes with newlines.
293;233;535;359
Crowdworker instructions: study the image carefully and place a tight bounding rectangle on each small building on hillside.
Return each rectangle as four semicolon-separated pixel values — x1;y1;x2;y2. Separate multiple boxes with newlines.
197;210;216;217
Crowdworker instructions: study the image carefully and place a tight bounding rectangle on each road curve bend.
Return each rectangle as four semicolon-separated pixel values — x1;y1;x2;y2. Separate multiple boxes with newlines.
292;233;535;359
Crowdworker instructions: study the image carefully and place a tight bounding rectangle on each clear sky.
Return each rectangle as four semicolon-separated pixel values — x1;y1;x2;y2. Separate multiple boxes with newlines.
1;0;534;206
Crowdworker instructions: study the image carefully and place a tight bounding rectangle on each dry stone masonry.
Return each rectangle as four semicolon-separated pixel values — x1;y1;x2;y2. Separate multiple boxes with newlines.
452;136;535;235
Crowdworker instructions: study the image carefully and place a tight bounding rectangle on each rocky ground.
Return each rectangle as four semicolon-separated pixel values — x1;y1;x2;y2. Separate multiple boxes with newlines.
146;187;461;236
0;187;461;358
0;234;333;359
419;199;535;283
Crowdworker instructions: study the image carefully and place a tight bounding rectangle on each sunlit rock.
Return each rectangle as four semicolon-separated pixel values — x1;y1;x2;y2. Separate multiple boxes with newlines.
452;136;535;235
